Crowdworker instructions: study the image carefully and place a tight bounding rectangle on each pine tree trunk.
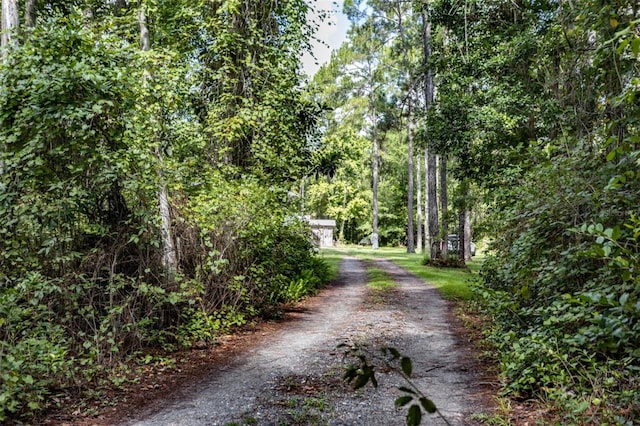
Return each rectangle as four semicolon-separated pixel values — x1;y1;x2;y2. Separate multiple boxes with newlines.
427;149;438;259
423;148;428;253
406;98;415;253
340;184;347;242
371;92;379;250
421;8;439;260
440;154;448;256
396;1;415;253
416;150;423;253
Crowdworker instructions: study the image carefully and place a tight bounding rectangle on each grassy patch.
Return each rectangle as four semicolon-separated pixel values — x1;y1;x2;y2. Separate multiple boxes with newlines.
317;250;343;282
322;246;481;301
365;267;397;292
364;266;397;304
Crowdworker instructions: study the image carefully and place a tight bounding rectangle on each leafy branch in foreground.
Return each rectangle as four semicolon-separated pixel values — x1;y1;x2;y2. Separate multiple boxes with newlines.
338;342;451;426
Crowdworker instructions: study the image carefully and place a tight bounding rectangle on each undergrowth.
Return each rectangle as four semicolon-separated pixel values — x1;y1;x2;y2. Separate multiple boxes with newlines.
475;146;640;424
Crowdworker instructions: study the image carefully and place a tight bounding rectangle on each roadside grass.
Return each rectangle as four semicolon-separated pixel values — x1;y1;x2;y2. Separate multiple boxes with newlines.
317;250;343;282
321;246;482;301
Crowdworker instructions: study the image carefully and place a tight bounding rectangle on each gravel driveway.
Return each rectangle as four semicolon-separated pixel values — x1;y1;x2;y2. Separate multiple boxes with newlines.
121;256;494;426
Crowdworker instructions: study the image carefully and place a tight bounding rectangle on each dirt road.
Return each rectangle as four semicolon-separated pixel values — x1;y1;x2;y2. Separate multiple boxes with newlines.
121;256;494;425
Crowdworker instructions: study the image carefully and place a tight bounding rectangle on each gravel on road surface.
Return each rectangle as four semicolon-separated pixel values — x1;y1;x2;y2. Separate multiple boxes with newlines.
121;256;495;426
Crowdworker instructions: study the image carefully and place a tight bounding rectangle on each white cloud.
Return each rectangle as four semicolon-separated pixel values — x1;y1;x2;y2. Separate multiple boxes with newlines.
302;1;350;77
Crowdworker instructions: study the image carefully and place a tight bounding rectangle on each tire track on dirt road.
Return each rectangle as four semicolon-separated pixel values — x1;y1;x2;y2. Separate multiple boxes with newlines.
122;256;494;425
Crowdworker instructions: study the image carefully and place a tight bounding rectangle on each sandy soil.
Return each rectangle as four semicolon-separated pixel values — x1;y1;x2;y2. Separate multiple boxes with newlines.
110;256;497;426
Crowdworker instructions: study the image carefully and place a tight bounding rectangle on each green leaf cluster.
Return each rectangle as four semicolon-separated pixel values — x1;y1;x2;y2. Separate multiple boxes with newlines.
339;343;446;426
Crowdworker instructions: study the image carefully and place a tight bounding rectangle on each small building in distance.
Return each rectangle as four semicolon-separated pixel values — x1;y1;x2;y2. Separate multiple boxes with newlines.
307;218;336;248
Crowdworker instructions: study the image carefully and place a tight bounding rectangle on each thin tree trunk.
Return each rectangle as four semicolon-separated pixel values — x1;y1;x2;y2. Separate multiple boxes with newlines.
424;148;428;253
406;98;415;253
300;177;305;214
139;2;177;279
1;0;18;185
25;0;36;28
458;209;465;259
371;90;379;250
440;154;448;256
464;209;472;261
340;184;347;242
139;6;150;51
457;179;471;262
421;8;439;260
396;0;415;253
427;149;438;259
416;150;422;253
1;0;18;55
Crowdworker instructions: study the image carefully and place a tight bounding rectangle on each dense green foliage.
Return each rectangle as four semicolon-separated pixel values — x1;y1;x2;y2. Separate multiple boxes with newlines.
2;0;639;422
310;0;640;422
440;0;640;422
0;1;331;421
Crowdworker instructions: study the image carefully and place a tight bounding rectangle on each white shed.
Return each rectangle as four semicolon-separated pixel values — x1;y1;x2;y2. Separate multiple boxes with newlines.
307;219;336;248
